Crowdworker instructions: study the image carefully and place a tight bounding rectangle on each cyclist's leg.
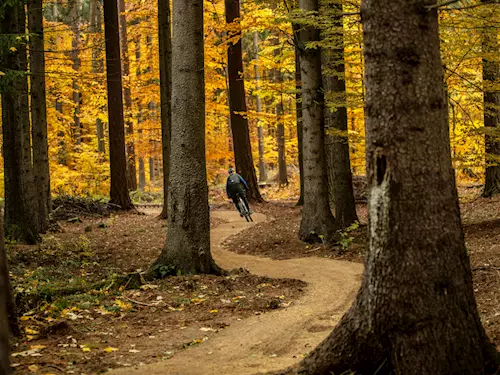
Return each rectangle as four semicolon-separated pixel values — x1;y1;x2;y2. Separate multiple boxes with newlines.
231;195;240;212
241;192;251;213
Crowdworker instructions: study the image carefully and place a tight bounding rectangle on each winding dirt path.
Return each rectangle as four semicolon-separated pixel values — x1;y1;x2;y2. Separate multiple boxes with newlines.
110;211;363;375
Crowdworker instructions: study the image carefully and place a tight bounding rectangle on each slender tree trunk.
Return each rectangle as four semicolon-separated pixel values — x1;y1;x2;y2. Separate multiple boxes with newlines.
150;0;222;276
69;0;82;144
294;26;305;206
149;157;155;181
272;35;288;187
275;0;499;373
254;32;268;183
321;1;358;228
225;0;263;202
91;0;106;153
103;0;133;209
28;0;51;233
482;1;500;197
138;158;146;190
118;0;138;191
0;2;40;244
0;211;11;374
158;0;172;219
297;0;338;244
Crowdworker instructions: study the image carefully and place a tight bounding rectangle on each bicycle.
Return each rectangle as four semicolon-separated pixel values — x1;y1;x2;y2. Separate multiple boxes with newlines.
235;193;253;222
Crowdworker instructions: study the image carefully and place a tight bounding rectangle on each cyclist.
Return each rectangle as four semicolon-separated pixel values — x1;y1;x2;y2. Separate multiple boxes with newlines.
226;167;252;216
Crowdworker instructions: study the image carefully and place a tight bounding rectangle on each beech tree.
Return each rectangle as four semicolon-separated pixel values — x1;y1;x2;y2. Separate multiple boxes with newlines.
150;0;222;276
225;0;263;202
321;1;358;228
297;0;339;244
253;32;268;183
274;0;499;373
28;0;51;232
103;0;133;209
158;0;172;219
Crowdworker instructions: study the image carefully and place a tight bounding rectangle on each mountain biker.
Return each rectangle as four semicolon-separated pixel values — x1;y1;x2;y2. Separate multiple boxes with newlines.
226;167;252;216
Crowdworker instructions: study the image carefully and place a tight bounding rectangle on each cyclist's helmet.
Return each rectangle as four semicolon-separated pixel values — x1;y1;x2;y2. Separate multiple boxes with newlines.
228;167;234;174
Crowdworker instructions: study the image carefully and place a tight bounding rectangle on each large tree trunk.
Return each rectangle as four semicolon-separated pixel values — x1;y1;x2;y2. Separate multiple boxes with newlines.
0;211;11;374
482;1;500;197
321;1;358;228
297;0;338;244
158;0;172;219
90;0;106;154
103;0;133;209
275;0;499;373
0;3;40;245
118;0;138;191
294;25;305;206
28;0;51;233
273;36;288;187
69;0;82;144
225;0;263;202
254;32;268;183
150;0;222;276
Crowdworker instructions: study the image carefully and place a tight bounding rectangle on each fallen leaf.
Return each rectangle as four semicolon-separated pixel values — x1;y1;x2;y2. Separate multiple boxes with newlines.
28;364;38;372
209;309;219;313
129;349;140;353
103;347;119;353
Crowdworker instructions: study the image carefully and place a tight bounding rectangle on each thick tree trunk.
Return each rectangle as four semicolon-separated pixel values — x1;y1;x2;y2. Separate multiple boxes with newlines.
103;0;133;209
118;0;138;191
225;0;263;202
272;36;288;187
0;3;40;244
91;0;106;154
321;1;358;228
275;0;499;373
297;0;338;244
0;212;11;374
294;26;305;206
150;0;222;276
158;0;172;219
69;0;82;144
28;0;51;233
482;1;500;197
254;32;268;183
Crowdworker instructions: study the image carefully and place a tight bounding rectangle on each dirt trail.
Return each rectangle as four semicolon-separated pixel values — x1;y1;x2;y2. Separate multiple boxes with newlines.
110;211;363;375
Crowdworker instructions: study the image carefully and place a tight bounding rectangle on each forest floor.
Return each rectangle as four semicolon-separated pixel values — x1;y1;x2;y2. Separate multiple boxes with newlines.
7;185;500;374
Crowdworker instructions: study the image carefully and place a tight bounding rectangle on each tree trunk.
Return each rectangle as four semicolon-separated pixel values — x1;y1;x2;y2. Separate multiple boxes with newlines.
482;1;500;197
254;32;268;183
103;0;133;209
0;2;40;244
275;0;499;373
0;211;11;374
321;1;358;228
272;35;288;187
150;0;222;277
297;0;338;244
28;0;51;233
69;0;82;144
118;0;138;191
138;158;146;190
225;0;263;203
149;157;155;182
91;0;106;154
158;0;172;219
294;25;305;206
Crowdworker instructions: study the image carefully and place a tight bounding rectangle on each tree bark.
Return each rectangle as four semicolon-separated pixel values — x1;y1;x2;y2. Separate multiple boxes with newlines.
321;1;358;228
69;0;82;144
0;2;40;244
28;0;51;233
118;0;138;191
254;32;268;183
274;0;499;373
225;0;263;202
158;0;172;219
297;0;338;244
0;211;11;374
482;0;500;197
103;0;133;209
272;35;288;187
149;157;155;182
294;25;305;206
150;0;222;276
138;158;146;190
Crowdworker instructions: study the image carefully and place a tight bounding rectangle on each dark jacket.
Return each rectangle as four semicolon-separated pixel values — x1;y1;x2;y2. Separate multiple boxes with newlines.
226;173;249;198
